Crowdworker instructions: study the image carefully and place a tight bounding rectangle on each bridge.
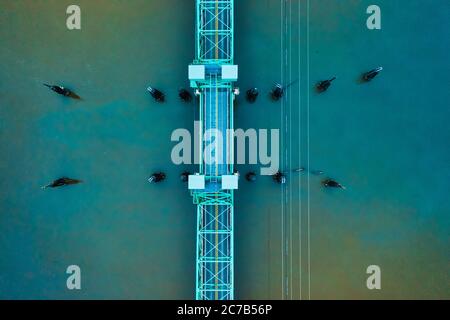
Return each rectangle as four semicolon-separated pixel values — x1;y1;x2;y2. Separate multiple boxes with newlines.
187;0;237;300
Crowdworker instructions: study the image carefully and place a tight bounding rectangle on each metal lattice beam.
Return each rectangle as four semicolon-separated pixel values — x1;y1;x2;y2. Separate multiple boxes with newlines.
196;0;234;64
191;0;235;300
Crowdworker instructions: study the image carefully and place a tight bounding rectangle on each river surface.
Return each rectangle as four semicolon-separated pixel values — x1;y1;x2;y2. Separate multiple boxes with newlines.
0;0;449;299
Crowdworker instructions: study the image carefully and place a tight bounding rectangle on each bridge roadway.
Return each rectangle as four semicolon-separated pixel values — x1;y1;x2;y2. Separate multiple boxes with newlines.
192;0;235;300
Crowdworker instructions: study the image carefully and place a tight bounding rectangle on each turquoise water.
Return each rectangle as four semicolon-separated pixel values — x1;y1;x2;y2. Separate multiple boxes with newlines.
0;0;449;299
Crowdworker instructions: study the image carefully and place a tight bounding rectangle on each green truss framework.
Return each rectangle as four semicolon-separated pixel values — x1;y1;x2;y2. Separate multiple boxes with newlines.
196;0;234;64
192;189;234;300
190;0;235;300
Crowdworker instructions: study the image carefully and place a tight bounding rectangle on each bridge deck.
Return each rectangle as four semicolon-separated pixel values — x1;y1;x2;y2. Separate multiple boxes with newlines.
193;0;235;300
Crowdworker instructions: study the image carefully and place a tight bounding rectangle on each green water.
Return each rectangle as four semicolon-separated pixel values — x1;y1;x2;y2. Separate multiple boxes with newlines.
0;0;449;299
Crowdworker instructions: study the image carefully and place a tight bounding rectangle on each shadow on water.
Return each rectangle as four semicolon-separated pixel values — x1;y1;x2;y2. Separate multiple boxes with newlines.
68;91;82;100
356;73;368;85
